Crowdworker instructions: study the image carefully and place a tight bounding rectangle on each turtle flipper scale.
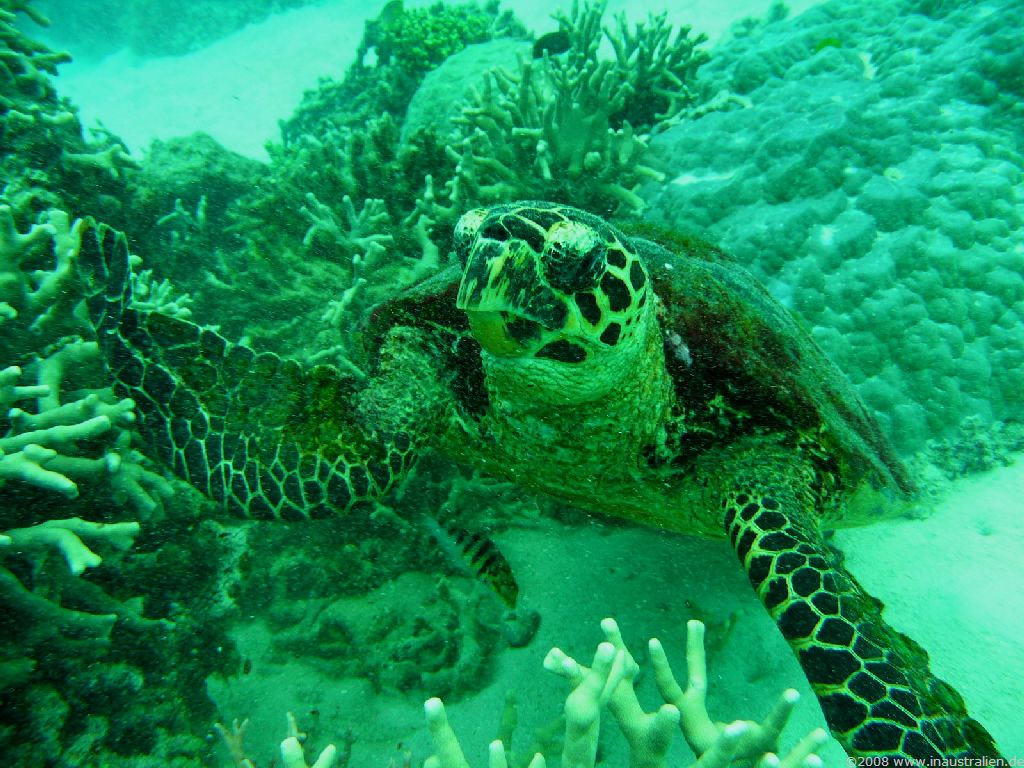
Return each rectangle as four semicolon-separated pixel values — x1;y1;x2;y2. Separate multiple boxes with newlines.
77;220;417;520
710;437;1003;760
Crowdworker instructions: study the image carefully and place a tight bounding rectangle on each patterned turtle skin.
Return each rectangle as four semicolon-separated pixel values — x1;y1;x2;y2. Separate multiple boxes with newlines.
76;202;1003;761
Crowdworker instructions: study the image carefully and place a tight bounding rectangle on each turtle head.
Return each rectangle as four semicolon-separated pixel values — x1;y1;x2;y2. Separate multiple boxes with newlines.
454;202;655;403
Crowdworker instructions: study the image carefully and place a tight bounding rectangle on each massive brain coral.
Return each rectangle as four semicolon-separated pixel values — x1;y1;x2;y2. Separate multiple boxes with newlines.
645;0;1023;451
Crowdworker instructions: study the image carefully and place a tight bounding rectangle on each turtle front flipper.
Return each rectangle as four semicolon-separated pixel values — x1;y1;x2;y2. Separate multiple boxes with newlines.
76;220;424;520
708;437;1004;760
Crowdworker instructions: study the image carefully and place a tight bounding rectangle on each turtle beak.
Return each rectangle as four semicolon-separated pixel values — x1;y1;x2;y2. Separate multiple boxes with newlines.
466;311;526;357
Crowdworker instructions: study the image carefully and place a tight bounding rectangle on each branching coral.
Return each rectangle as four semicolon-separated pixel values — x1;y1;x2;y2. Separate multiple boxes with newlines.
218;0;708;371
224;113;450;368
0;6;248;764
0;344;174;513
131;266;194;319
0;516;169;658
0;1;68;106
2;3;136;230
0;205;87;345
301;193;394;265
436;0;709;215
424;619;827;768
447;61;663;213
0;510;205;764
601;9;710;132
216;711;346;768
62;142;139;180
0;201;175;514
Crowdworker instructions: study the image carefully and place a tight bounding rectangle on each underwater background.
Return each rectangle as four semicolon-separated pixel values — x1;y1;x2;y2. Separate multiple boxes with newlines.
1;0;1022;765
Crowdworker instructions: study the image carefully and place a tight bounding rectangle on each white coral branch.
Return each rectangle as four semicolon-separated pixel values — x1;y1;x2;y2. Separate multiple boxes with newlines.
2;517;139;576
424;619;827;768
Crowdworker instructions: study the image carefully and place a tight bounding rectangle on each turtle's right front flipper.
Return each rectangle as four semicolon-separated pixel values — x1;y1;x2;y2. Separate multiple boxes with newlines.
76;220;430;520
708;437;1003;761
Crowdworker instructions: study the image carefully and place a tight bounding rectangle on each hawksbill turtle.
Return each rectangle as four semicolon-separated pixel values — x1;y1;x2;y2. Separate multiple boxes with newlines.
76;201;1003;761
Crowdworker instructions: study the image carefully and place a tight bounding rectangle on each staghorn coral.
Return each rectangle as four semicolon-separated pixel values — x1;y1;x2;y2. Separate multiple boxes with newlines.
0;517;161;648
1;208;173;513
1;3;136;227
0;1;68;106
0;513;192;765
300;193;394;265
215;711;349;768
432;0;708;216
0;205;87;348
424;618;826;768
222;113;452;368
0;5;259;764
0;346;173;513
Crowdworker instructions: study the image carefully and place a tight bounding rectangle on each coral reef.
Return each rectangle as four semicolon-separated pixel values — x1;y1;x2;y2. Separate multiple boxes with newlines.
216;711;348;768
0;206;172;510
196;0;710;375
125;133;266;287
232;472;530;701
0;205;85;349
21;0;1018;762
267;571;503;700
0;353;168;508
424;619;827;768
212;0;530;363
427;1;709;216
0;506;222;766
279;0;527;143
0;6;259;764
0;518;151;650
645;0;1024;451
919;416;1024;486
1;3;137;226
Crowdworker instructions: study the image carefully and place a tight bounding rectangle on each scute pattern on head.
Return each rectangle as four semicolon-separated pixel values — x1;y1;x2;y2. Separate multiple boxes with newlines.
454;202;650;364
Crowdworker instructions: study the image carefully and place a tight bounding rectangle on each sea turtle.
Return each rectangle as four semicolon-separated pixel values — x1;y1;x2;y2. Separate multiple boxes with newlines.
76;201;1003;761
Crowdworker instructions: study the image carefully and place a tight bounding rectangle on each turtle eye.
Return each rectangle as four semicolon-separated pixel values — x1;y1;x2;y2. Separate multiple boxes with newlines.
540;219;610;293
544;240;606;293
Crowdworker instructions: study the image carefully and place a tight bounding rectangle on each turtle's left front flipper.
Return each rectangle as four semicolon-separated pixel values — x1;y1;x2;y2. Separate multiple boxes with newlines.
708;437;1004;761
75;219;436;520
